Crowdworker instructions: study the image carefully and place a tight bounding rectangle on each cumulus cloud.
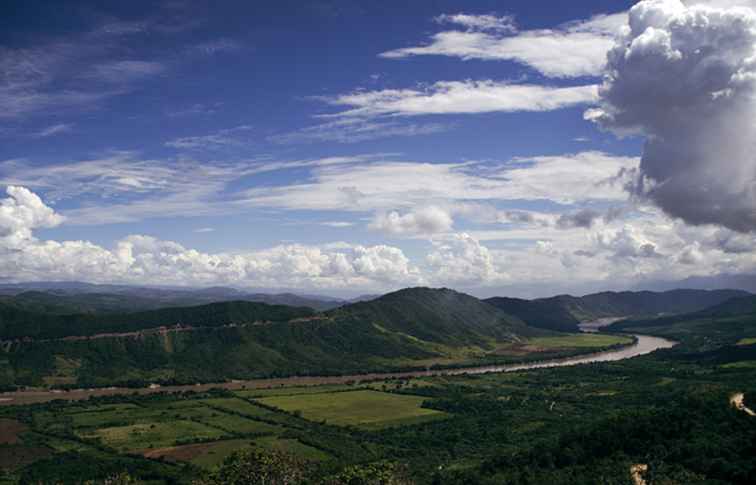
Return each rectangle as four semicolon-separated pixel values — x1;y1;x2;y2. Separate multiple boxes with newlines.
589;0;756;232
369;206;453;236
556;208;602;229
381;12;626;78
0;186;421;290
426;233;506;284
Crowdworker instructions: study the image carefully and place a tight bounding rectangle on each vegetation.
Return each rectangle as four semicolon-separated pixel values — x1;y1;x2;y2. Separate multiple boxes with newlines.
256;389;447;429
3;286;756;483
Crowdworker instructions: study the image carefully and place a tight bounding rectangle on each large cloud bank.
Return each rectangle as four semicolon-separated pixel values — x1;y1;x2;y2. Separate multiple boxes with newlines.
589;0;756;232
0;186;421;290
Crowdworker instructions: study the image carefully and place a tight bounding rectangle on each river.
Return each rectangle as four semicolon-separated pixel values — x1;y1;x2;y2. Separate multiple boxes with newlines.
0;321;677;406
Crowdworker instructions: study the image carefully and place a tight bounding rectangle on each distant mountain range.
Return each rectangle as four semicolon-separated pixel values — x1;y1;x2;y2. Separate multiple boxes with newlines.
0;282;375;313
486;289;749;332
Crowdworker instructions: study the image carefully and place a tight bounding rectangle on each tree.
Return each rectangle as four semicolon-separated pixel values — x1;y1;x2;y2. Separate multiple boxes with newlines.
193;448;307;485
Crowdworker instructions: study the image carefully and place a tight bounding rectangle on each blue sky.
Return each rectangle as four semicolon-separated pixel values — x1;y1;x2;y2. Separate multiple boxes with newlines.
2;0;756;297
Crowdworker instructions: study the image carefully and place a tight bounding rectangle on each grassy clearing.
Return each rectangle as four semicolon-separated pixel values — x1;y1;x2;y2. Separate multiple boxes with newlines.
256;389;447;429
737;337;756;346
254;436;330;461
82;420;227;452
526;334;633;349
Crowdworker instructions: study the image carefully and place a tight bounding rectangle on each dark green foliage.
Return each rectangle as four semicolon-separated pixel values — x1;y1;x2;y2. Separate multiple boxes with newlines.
484;297;581;332
327;288;541;346
544;289;749;321
1;288;549;387
193;448;307;485
0;301;315;340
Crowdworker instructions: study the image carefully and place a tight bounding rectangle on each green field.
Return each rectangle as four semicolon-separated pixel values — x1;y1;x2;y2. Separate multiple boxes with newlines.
737;337;756;346
256;389;447;429
82;420;228;451
254;436;330;461
526;333;633;348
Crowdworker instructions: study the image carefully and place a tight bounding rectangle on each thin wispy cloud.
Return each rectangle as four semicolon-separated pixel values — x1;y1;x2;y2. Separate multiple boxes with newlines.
32;123;74;138
165;125;254;150
270;118;451;144
323;81;598;118
381;12;626;78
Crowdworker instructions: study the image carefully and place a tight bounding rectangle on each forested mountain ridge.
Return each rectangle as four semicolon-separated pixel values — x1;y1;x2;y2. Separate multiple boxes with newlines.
486;289;750;332
328;287;541;346
0;288;550;388
0;300;316;340
484;296;582;332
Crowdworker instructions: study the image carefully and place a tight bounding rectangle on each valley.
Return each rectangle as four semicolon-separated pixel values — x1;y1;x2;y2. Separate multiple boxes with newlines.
1;285;754;484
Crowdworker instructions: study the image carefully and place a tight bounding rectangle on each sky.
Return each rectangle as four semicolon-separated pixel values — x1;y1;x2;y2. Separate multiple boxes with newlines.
2;0;756;298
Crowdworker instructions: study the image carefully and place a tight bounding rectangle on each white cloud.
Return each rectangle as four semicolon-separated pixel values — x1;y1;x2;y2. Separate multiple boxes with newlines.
33;123;74;138
326;80;598;117
369;206;453;236
427;233;507;284
194;227;215;233
0;153;382;225
270;118;450;144
165;125;254;150
590;0;756;232
0;186;421;290
321;221;355;228
0;186;65;245
84;60;165;83
381;12;627;78
241;151;638;213
434;13;517;33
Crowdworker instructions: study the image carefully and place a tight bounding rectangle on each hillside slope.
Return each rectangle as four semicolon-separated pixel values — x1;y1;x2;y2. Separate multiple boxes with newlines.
547;289;749;320
0;288;547;388
0;301;315;340
484;297;582;332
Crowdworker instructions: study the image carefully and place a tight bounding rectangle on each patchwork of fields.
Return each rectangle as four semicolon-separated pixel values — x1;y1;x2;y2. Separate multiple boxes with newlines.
1;383;447;476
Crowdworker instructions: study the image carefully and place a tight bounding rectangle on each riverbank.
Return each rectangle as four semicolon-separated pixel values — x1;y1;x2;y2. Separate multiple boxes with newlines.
0;332;676;407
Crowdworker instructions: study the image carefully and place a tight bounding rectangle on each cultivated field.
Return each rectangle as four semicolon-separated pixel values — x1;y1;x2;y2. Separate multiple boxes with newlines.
256;389;447;429
526;333;633;349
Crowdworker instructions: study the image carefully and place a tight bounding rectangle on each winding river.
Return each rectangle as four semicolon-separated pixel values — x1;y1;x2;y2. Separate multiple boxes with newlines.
0;321;677;406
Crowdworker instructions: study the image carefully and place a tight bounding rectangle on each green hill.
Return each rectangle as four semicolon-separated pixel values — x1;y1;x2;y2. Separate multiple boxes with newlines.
0;301;315;340
484;297;582;332
0;288;547;388
330;287;539;347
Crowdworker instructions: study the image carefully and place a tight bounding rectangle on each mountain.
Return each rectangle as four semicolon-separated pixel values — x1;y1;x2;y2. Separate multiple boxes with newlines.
0;300;315;340
484;289;749;332
560;289;750;319
0;286;345;314
329;287;539;347
694;294;756;318
0;288;544;388
484;297;582;332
